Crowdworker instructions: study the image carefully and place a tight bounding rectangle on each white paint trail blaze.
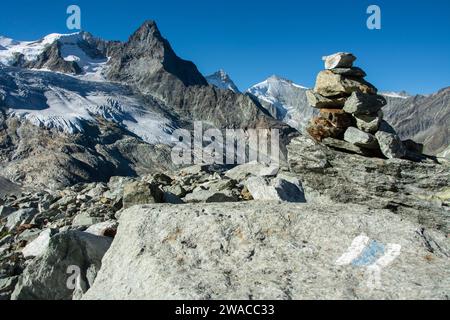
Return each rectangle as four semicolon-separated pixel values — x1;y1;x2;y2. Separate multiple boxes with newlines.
335;235;370;266
366;243;402;289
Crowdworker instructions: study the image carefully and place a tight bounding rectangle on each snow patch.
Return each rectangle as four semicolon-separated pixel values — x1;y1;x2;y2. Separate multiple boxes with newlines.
0;32;108;81
381;91;411;99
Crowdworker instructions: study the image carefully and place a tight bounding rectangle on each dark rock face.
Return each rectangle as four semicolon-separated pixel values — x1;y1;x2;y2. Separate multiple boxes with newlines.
107;21;207;88
106;21;285;131
21;42;82;75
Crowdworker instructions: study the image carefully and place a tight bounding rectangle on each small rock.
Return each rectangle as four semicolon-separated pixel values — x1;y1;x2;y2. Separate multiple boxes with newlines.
0;206;14;219
273;178;307;203
150;173;173;186
225;161;279;181
319;108;354;128
85;221;118;238
306;90;347;109
245;176;306;203
22;228;58;258
122;181;164;209
355;111;383;133
375;131;407;159
378;120;398;135
402;139;424;154
72;213;102;227
329;67;367;78
184;189;238;203
0;276;18;298
86;184;107;198
163;192;185;204
0;234;12;246
5;208;38;231
164;184;187;198
16;228;41;243
322;52;356;69
180;165;207;176
314;70;377;97
343;92;387;115
307;116;346;141
344;127;379;149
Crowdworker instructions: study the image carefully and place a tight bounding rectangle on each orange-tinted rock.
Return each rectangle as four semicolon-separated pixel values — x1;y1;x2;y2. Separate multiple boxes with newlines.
319;109;354;128
306;117;346;142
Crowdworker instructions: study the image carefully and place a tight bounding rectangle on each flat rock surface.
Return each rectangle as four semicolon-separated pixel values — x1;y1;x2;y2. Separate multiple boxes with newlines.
84;203;450;300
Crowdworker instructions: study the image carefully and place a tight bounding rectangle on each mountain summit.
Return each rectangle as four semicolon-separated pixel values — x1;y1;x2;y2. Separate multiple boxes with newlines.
206;70;240;93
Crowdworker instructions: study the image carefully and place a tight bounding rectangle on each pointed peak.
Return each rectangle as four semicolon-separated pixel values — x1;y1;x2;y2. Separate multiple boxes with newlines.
249;75;308;91
131;20;162;41
267;74;285;81
209;69;231;80
206;69;240;93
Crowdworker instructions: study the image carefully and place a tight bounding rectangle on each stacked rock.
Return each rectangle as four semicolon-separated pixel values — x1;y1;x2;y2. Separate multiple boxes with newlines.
306;52;407;159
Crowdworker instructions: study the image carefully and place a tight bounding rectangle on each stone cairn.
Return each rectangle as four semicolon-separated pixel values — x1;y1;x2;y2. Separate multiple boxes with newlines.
306;52;409;159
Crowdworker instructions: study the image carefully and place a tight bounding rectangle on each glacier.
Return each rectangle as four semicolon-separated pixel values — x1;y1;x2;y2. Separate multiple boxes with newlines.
0;64;176;145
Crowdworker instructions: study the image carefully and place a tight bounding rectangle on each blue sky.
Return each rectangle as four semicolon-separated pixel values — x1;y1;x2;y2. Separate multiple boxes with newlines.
0;0;449;94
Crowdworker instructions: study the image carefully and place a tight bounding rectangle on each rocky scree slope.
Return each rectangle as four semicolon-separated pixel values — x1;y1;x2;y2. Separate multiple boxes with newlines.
0;134;448;300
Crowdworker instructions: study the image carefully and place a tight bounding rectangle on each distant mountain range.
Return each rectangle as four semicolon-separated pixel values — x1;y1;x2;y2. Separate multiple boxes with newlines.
207;71;449;156
0;20;448;192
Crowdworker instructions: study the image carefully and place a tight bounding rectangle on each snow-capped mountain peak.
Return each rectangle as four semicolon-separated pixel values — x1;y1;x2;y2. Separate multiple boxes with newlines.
381;91;411;99
0;32;82;62
247;75;314;132
206;69;240;93
0;32;107;80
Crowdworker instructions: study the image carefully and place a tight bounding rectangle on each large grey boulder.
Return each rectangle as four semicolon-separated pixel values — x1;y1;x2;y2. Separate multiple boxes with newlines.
11;231;112;300
287;136;450;235
322;52;356;69
314;71;377;97
84;203;449;300
343;92;387;115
